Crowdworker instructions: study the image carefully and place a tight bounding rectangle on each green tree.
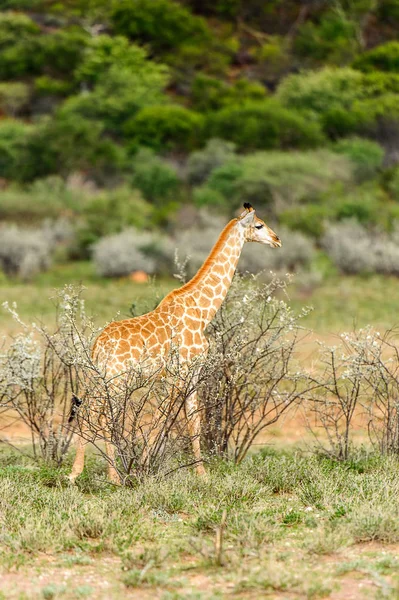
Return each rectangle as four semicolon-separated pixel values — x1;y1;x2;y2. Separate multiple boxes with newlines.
110;0;210;53
125;105;204;152
65;36;169;134
207;101;325;151
353;41;399;72
0;120;33;180
0;12;43;79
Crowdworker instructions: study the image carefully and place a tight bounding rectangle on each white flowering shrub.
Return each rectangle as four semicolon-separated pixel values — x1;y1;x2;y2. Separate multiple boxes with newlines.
201;273;312;462
0;225;53;279
0;289;96;464
92;228;156;277
322;220;399;275
304;327;399;459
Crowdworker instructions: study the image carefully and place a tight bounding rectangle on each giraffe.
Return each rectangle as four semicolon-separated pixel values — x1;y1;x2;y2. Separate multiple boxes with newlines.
68;203;281;483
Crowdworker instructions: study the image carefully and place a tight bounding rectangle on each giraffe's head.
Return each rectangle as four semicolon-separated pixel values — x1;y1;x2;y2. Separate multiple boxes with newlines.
238;203;281;248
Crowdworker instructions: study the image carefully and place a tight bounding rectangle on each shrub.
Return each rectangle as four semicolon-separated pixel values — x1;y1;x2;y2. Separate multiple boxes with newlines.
353;41;399;73
192;186;227;209
350;94;399;143
25;111;127;182
75;34;169;92
34;76;72;98
331;137;384;182
76;187;153;256
0;12;43;79
0;176;84;222
39;27;88;78
207;101;325;151
251;35;291;81
125;105;204;152
110;0;210;53
201;150;352;214
333;184;383;225
131;149;181;204
294;11;359;64
239;228;315;274
191;74;267;112
186;139;237;185
92;229;157;277
0;82;30;117
0;119;33;181
276;67;364;116
322;220;399;275
174;215;226;277
64;36;169;133
0;225;52;279
279;205;333;239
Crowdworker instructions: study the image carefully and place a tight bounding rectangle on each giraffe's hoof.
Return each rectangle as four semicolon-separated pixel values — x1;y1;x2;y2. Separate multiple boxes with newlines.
65;474;77;485
196;464;208;478
108;475;121;486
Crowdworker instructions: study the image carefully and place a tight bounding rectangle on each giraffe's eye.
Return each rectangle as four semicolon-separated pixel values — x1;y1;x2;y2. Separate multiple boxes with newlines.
255;224;264;230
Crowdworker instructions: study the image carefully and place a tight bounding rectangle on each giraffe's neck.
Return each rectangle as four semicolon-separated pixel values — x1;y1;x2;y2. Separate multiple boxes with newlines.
175;219;244;328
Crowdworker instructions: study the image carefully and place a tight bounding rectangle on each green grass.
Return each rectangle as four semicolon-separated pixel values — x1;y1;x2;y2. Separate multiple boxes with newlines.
0;447;399;598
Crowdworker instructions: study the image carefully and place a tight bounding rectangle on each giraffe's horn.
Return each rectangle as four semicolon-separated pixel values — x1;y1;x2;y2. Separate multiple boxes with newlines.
243;202;254;211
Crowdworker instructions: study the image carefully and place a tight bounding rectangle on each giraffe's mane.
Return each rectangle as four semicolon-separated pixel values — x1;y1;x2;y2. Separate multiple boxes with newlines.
159;218;238;304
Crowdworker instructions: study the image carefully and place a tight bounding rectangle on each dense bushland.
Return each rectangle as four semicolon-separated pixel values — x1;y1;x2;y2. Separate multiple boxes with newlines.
2;1;399;281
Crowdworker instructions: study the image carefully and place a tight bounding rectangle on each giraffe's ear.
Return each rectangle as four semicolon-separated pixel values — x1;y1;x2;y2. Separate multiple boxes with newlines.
239;209;255;227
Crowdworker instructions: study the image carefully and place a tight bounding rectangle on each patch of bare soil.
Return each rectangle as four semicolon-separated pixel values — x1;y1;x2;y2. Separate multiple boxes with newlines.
1;543;398;600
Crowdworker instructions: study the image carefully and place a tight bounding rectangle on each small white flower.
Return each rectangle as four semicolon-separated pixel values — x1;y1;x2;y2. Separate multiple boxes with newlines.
305;506;313;512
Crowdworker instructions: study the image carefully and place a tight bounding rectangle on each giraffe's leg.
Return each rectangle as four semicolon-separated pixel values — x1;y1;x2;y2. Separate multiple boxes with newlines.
105;437;120;485
98;412;121;485
186;391;206;476
68;432;88;483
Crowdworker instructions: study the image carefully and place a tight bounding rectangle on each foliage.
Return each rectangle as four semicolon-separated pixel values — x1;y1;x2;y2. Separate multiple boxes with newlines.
276;67;365;116
197;150;352;214
207;101;325;151
331;137;384;182
279;205;333;239
63;36;169;134
0;225;52;280
0;82;30;117
0;12;42;79
0;119;33;181
0;176;83;221
125;105;204;152
322;220;399;275
294;10;359;65
353;41;399;72
25;111;127;182
110;0;210;53
76;187;153;255
201;274;310;461
131;149;181;205
186;138;237;185
191;74;267;112
92;229;157;277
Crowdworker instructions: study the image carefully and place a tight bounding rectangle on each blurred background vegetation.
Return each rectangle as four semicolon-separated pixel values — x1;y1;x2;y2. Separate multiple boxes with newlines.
2;0;399;331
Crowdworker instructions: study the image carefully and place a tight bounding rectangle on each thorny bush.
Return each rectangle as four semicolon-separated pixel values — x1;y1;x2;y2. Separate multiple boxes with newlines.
0;275;312;480
305;327;399;459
